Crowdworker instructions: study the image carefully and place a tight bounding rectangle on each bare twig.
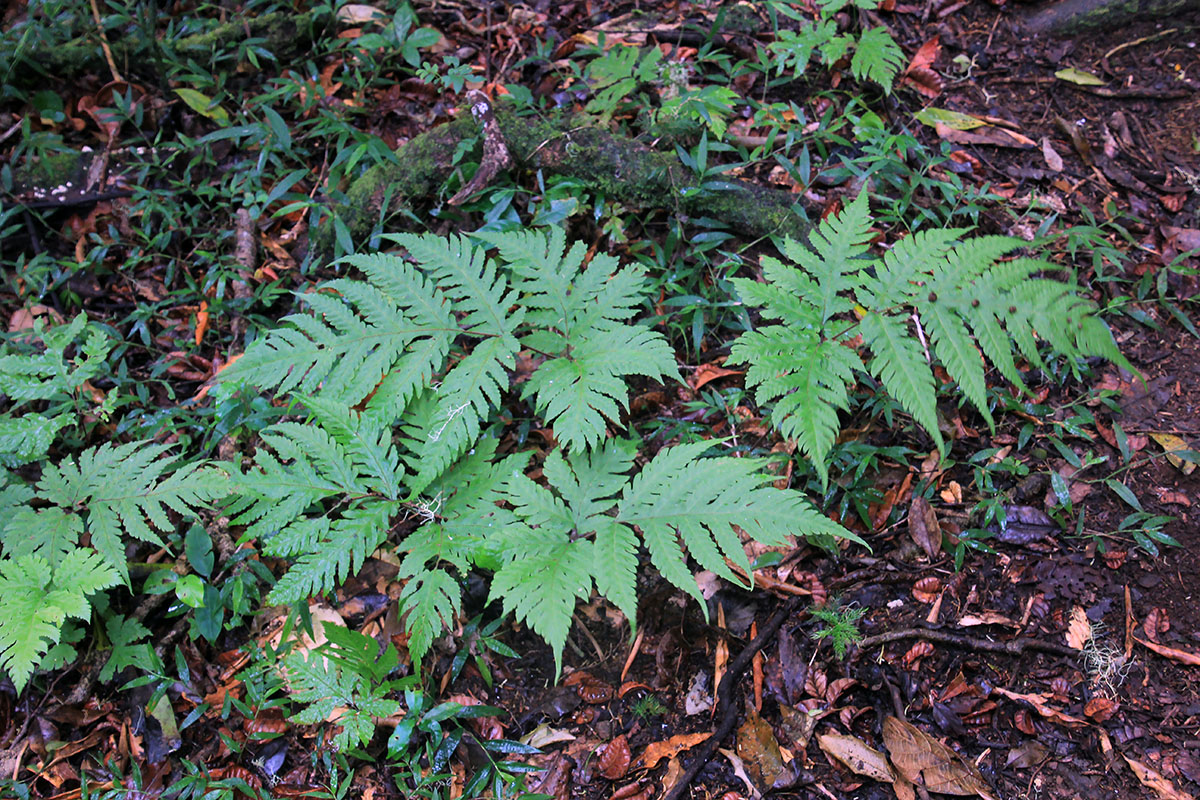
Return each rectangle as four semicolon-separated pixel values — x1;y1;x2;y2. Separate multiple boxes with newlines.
855;627;1081;659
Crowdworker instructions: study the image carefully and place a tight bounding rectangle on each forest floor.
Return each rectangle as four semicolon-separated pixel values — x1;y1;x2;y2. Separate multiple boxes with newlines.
2;0;1200;799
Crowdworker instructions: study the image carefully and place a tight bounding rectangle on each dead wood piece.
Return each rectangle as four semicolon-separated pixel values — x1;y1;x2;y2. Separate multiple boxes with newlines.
1022;0;1200;34
854;627;1082;658
319;105;813;261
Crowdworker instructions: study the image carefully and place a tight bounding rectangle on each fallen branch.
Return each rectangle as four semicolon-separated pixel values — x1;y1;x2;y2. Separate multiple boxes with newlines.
854;627;1081;658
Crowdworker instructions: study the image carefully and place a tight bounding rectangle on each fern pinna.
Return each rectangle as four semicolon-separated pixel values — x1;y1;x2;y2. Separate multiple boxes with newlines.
730;192;1132;489
219;228;861;670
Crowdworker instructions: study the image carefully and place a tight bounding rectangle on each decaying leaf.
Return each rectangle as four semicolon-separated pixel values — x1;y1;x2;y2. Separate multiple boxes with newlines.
1041;137;1064;172
736;709;787;792
1149;433;1199;475
1123;755;1198;800
1066;605;1092;650
881;716;998;799
990;687;1088;726
690;362;744;391
817;733;895;783
778;703;820;750
995;505;1057;543
908;496;942;559
1005;739;1049;768
639;732;711;770
1144;608;1170;642
934;123;1037;149
1084;696;1120;722
598;734;632;780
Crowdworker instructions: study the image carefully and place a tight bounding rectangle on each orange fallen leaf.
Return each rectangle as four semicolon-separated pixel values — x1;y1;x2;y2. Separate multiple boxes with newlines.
990;687;1088;727
690;362;743;391
1123;755;1197;800
638;732;711;770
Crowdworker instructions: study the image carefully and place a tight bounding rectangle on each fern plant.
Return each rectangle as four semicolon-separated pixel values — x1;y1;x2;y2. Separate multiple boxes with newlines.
767;0;904;93
0;441;226;691
219;227;861;671
0;312;113;465
729;192;1132;489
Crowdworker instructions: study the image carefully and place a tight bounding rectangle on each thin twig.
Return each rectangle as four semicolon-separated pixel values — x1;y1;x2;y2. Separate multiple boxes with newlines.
855;627;1081;659
88;0;124;83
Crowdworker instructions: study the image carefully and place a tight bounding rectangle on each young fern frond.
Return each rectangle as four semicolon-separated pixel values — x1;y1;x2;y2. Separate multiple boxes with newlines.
731;192;1133;488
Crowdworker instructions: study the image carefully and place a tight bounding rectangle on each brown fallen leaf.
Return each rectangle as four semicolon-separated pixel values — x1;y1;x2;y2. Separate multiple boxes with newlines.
990;687;1088;727
881;716;997;799
690;361;744;391
1084;696;1119;722
1144;608;1170;642
1041;138;1064;172
817;733;895;783
1135;636;1200;666
908;496;942;559
639;732;712;770
598;734;632;780
1124;755;1198;800
736;708;786;792
934;122;1036;149
1066;605;1091;650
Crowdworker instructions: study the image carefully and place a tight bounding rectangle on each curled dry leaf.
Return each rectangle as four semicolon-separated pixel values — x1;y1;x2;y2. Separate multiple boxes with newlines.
1144;608;1170;642
908;496;942;559
817;732;895;783
825;677;857;705
599;734;632;781
690;362;744;391
912;576;942;604
1041;138;1064;172
609;782;653;800
1066;605;1092;650
901;641;935;668
1084;697;1120;722
991;687;1088;727
778;703;820;750
881;717;998;800
638;732;711;770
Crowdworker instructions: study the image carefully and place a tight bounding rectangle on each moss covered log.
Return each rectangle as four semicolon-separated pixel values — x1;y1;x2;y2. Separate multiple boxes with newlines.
322;107;813;259
1022;0;1200;33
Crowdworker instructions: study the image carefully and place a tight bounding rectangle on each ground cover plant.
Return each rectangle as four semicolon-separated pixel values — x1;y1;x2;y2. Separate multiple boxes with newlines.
1;1;1199;799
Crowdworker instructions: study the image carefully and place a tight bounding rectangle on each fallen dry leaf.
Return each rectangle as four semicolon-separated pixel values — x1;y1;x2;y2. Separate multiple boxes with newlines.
1066;605;1092;650
736;708;786;792
881;716;997;799
638;732;711;770
598;734;632;780
1084;696;1120;722
908;496;942;559
1041;138;1064;171
817;732;895;783
957;611;1019;628
990;687;1088;727
934;122;1037;149
1149;432;1199;475
690;362;744;391
1124;755;1198;800
1144;608;1170;642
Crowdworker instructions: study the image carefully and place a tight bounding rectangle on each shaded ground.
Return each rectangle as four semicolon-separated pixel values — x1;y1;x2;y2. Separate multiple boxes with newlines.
2;1;1200;799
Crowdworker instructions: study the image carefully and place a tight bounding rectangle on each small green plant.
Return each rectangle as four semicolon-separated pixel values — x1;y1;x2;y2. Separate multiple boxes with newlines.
766;0;904;93
809;601;866;659
630;692;668;720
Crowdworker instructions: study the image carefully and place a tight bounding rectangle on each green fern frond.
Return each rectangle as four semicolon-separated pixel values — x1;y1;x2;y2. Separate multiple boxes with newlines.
850;27;903;93
732;195;1131;480
32;442;225;581
0;550;119;692
267;500;398;605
